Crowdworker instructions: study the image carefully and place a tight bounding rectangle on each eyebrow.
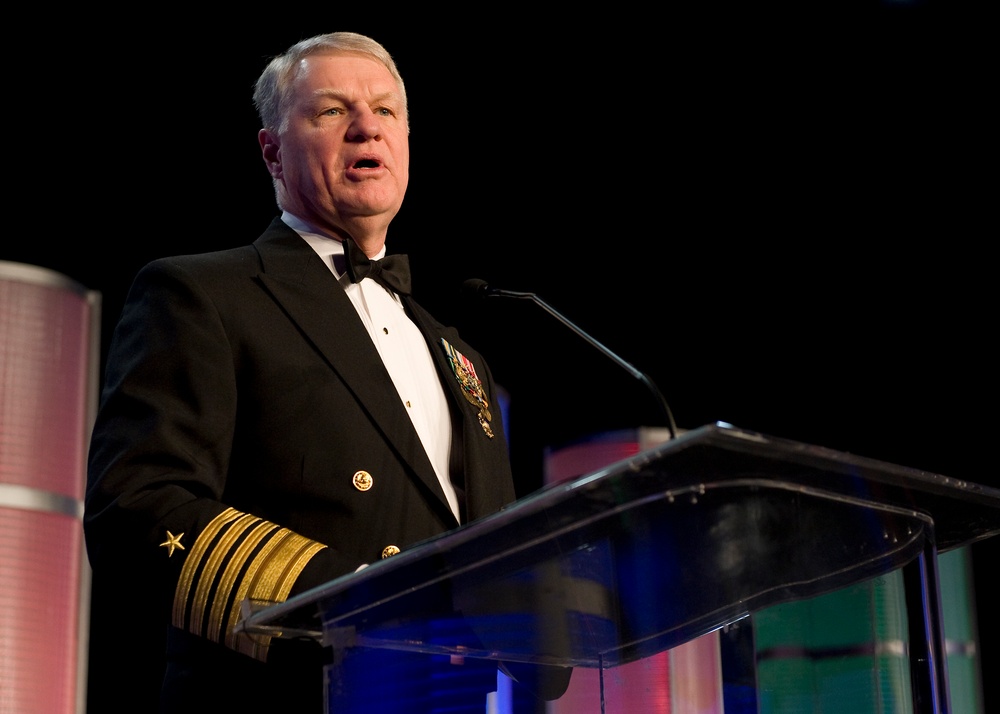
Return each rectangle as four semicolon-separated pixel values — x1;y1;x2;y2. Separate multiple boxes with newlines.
309;89;399;106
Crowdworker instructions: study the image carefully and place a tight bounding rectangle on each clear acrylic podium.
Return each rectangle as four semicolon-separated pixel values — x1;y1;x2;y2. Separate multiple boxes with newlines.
237;423;1000;713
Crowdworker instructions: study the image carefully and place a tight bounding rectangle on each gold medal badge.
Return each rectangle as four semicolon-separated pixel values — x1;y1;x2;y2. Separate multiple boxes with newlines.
440;338;494;438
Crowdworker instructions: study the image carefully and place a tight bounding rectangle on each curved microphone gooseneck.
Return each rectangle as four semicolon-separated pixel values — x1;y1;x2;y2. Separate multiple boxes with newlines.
462;278;677;440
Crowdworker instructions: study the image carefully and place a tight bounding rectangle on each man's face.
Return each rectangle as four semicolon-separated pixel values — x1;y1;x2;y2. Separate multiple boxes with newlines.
263;52;409;236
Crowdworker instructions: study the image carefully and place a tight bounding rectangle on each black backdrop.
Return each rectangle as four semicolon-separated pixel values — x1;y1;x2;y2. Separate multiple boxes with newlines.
7;4;996;711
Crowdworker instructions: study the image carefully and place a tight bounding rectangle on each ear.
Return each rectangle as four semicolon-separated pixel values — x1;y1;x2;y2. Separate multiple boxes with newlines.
259;128;282;179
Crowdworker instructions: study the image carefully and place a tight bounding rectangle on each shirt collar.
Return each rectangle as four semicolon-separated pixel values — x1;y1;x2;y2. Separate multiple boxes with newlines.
281;211;387;262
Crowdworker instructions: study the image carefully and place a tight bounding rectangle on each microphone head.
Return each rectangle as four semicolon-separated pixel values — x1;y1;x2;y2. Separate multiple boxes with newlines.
461;278;491;300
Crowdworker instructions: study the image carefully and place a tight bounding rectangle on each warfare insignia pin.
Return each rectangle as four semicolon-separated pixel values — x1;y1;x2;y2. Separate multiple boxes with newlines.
440;338;494;438
160;531;185;557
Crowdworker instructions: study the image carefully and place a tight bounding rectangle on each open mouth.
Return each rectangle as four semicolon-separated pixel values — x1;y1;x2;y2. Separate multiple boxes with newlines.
353;159;381;169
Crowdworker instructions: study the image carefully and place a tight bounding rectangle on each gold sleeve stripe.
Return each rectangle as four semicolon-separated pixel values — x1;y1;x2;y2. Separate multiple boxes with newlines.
228;532;326;661
251;531;317;602
172;507;242;628
172;507;327;663
225;528;297;657
188;512;261;636
267;535;326;603
206;519;276;642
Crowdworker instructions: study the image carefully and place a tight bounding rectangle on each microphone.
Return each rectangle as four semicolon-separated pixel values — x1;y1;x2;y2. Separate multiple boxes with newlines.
461;279;677;439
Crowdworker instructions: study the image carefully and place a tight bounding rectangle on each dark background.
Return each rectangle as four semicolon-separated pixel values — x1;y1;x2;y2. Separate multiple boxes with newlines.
7;3;996;711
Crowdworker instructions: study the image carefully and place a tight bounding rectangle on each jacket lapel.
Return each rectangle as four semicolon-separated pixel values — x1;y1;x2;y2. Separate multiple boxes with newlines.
405;299;481;434
404;297;505;514
250;219;455;522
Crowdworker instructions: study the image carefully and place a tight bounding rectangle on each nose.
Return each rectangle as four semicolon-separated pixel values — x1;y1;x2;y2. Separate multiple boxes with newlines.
346;108;381;142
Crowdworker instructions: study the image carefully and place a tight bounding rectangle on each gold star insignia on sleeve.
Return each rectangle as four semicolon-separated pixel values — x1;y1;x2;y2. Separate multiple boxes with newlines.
160;531;185;557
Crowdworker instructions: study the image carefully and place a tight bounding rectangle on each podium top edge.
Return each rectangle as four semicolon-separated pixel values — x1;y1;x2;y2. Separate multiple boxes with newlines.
243;422;1000;636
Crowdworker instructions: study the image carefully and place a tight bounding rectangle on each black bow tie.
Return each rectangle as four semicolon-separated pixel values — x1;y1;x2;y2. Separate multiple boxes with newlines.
340;239;412;295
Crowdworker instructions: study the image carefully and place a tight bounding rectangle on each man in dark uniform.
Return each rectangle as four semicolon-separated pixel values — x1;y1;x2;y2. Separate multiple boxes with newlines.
85;31;531;712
